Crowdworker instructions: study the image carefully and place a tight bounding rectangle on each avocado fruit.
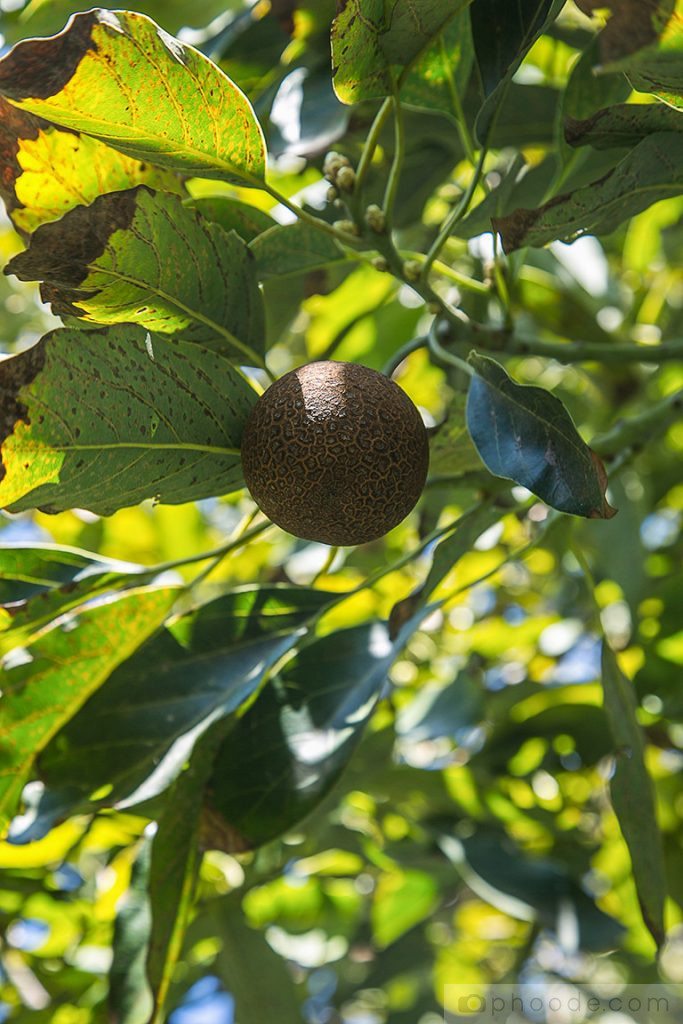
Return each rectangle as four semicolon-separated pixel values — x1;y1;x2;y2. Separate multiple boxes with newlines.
241;360;429;546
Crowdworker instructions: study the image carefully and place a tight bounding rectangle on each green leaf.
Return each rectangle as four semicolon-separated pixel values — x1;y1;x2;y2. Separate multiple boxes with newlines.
249;223;344;279
38;586;332;819
184;196;275;243
331;0;473;104
146;723;229;1024
389;504;502;635
601;642;666;947
109;835;154;1024
493;132;683;251
7;186;265;363
595;0;683;109
0;96;181;237
0;325;256;516
0;585;177;836
565;102;683;149
471;0;565;142
372;869;439;947
0;542;145;654
204;608;433;850
0;9;266;184
399;10;473;120
466;353;616;519
210;897;303;1024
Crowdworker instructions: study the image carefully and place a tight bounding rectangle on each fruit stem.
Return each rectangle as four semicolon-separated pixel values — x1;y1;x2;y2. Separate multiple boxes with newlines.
352;97;394;222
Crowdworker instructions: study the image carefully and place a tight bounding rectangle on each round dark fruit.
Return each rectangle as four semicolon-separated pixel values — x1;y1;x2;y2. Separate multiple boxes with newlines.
241;360;429;546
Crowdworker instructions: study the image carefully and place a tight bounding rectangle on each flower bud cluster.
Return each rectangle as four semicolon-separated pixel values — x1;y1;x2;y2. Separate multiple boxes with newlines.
323;152;356;191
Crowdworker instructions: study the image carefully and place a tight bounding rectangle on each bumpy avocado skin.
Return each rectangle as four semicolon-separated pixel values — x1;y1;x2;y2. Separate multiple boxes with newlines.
241;361;429;546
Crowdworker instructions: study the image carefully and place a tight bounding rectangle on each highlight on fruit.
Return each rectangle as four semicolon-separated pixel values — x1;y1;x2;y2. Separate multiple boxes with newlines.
240;361;429;546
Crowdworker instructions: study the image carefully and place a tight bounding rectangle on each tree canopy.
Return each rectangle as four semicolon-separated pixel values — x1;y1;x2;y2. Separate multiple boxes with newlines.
0;2;682;1022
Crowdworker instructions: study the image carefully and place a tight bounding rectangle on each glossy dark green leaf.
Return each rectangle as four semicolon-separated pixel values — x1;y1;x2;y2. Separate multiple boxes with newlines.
109;836;154;1024
466;353;616;518
565;102;683;149
0;325;256;516
601;642;666;947
331;0;473;104
396;668;484;740
471;0;565;141
205;608;433;850
250;223;344;279
0;9;266;184
37;586;333;820
494;132;683;251
0;585;177;836
7;187;265;363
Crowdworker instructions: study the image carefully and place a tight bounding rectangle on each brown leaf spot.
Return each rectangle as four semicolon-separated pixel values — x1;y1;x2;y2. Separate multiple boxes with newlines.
589;449;618;519
6;187;142;309
0;340;46;486
0;97;42;226
0;10;98;101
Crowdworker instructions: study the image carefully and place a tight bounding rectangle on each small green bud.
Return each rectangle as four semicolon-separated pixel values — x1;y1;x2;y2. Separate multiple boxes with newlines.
335;165;356;191
323;150;351;180
333;219;359;236
364;203;386;233
326;185;338;202
403;259;422;282
371;256;389;272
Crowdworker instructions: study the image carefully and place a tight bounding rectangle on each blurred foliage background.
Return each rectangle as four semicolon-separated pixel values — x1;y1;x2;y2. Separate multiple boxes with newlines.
0;1;682;1023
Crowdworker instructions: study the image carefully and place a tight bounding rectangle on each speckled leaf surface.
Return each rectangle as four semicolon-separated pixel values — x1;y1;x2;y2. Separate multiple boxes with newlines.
0;96;181;237
0;542;145;654
494;133;683;251
249;223;344;278
184;196;275;243
0;325;257;516
400;10;473;119
7;186;265;363
565;102;683;149
331;0;473;104
466;354;616;519
601;642;666;947
0;585;177;837
0;9;266;183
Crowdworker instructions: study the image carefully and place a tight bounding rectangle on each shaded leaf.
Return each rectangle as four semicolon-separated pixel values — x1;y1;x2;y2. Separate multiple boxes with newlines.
7;186;265;362
466;354;616;518
331;0;473;104
493;132;683;251
471;0;566;142
0;325;256;516
583;0;683;109
389;504;502;636
109;835;154;1024
184;196;275;243
439;829;625;950
37;586;332;823
396;669;484;740
250;222;344;279
146;722;230;1024
205;608;434;850
399;10;473;120
565;101;683;149
0;585;177;836
210;897;303;1024
0;96;181;237
0;9;266;184
601;642;666;947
